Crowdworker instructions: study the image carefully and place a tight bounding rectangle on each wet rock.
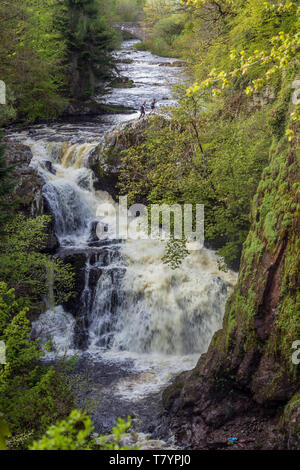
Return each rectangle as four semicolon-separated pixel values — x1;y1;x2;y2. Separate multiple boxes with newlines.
90;118;162;199
58;249;88;316
43;160;56;175
103;118;152;151
280;395;300;450
63;100;135;117
58;249;90;349
158;61;186;68
251;356;297;405
88;220;100;243
110;76;136;89
57;248;105;349
117;58;134;64
4;141;44;217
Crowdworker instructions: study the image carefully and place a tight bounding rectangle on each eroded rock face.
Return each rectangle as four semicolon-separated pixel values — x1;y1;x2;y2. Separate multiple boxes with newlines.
63;100;135;117
4;141;44;217
4;140;59;253
91;118;156;198
163;131;300;450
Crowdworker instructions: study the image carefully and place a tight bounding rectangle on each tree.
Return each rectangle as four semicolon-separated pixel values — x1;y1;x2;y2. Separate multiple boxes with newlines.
0;136;15;234
62;0;117;100
186;1;300;132
143;0;178;27
0;215;75;310
0;283;74;440
153;14;185;46
115;0;146;22
0;0;68;122
118;85;272;267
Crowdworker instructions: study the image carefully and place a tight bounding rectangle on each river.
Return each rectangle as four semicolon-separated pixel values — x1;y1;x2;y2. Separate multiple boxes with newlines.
6;40;237;449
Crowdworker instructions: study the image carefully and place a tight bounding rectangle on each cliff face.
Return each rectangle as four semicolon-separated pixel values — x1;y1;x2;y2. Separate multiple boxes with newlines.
4;140;59;253
4;141;44;218
163;131;300;450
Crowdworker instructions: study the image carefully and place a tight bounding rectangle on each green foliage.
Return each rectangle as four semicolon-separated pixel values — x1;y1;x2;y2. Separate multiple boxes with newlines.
219;127;300;380
0;0;119;123
0;416;11;450
143;1;188;56
153;14;184;45
0;86;17;127
29;410;94;450
0;0;68;123
0;283;74;441
118;89;271;267
97;417;135;450
115;0;146;22
30;411;135;450
162;238;189;269
186;1;300;130
119;0;299;268
143;0;178;27
0;215;75;309
61;0;117;100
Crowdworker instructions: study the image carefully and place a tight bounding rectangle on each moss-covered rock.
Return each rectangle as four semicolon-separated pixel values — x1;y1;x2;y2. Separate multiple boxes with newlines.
90;118;158;198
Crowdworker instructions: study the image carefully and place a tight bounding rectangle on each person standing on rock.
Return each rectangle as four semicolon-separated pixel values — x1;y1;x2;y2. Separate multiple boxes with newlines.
139;101;146;119
150;99;157;114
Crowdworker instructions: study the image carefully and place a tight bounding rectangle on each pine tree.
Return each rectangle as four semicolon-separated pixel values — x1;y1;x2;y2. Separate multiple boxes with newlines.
62;0;117;100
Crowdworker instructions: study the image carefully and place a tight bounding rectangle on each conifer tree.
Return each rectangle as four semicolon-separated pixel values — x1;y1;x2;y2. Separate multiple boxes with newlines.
62;0;116;99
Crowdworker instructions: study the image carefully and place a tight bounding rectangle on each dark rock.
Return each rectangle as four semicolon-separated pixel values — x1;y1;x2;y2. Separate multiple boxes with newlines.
91;118;161;199
158;61;186;68
4;140;44;217
117;58;134;64
110;76;136;89
43;160;56;175
57;248;105;349
63;100;135;117
58;249;89;317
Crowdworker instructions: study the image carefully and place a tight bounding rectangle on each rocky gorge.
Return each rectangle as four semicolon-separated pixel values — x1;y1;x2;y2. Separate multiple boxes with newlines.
3;37;299;451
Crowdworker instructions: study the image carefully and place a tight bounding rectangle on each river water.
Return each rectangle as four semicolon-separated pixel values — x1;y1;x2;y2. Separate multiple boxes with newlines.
6;40;237;449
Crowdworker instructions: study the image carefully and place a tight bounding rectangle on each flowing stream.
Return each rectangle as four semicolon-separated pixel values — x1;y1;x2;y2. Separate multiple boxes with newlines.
7;40;237;448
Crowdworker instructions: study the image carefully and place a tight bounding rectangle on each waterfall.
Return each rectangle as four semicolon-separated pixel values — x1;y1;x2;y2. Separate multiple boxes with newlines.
25;134;237;358
32;306;76;356
112;242;233;355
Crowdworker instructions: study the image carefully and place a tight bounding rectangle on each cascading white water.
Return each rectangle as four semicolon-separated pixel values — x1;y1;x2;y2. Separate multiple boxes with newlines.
112;242;235;355
28;135;237;359
32;306;76;356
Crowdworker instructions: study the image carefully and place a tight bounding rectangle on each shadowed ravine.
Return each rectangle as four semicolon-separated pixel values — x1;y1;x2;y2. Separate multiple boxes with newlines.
6;40;237;448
